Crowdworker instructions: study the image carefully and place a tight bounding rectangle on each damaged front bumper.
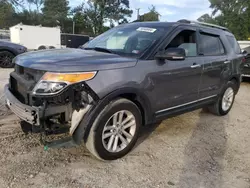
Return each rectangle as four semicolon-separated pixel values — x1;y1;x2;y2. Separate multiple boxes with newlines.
5;85;40;125
4;84;95;147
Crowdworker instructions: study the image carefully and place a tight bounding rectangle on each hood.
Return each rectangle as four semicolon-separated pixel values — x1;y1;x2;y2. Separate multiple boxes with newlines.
15;48;137;72
0;40;25;49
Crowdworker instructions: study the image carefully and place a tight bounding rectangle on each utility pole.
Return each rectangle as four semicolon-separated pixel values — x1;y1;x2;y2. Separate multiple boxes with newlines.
136;8;140;20
73;21;75;34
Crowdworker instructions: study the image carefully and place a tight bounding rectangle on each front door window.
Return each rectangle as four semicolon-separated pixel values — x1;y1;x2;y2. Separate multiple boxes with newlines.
166;30;197;57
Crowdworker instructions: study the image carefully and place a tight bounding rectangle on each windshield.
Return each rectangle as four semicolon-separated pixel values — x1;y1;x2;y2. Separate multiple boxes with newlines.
85;25;167;57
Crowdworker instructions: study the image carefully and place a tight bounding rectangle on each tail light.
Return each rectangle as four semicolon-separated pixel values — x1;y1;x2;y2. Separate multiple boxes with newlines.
242;57;246;63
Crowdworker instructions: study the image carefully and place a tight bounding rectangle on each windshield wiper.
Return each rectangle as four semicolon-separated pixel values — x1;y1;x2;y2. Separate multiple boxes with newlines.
84;47;115;54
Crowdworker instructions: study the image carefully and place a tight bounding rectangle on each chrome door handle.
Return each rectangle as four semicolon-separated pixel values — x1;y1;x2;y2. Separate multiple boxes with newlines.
191;64;201;68
224;60;231;64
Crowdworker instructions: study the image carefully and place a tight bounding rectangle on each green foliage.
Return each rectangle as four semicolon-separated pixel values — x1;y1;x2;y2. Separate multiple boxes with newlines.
14;10;43;25
0;1;15;29
72;0;132;35
197;14;216;23
42;0;70;29
139;5;160;22
1;0;133;36
105;0;133;26
198;0;250;40
27;0;44;11
71;1;103;35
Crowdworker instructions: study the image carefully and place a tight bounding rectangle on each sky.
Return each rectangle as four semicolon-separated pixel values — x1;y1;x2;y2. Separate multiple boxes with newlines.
70;0;212;22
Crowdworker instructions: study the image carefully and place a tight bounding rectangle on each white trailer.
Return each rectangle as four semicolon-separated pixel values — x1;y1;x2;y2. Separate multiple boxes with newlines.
238;41;250;53
9;24;61;50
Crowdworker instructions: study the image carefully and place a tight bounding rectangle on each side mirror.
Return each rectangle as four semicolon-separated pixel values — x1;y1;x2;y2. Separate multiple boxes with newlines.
155;48;186;60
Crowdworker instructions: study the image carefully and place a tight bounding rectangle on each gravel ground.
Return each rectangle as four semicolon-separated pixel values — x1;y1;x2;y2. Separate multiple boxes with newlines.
0;68;250;188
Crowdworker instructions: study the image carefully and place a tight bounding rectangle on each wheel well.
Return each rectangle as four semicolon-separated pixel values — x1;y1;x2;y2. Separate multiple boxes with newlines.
230;77;240;93
230;77;237;83
0;49;15;56
118;93;146;125
73;91;151;144
38;45;46;50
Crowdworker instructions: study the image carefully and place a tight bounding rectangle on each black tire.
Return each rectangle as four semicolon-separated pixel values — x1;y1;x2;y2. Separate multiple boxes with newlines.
207;81;237;116
0;51;15;68
20;121;32;134
85;98;142;160
20;121;42;134
49;46;55;49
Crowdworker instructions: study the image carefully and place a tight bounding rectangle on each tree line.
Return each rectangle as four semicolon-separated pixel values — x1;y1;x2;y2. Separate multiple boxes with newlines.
0;0;160;36
198;0;250;40
5;0;247;40
0;0;134;36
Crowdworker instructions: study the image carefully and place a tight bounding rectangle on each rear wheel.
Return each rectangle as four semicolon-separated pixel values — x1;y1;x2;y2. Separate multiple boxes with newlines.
85;98;142;160
207;81;236;116
0;51;15;68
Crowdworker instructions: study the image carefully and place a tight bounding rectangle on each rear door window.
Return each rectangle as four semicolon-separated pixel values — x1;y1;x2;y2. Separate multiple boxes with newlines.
226;36;241;54
200;33;225;56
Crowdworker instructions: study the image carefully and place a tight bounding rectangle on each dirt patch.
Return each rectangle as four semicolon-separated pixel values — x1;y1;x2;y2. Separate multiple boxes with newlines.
0;68;250;188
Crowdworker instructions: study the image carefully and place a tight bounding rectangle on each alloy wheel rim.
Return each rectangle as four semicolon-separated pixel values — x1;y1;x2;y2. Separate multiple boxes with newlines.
222;87;234;111
102;110;136;153
0;53;13;67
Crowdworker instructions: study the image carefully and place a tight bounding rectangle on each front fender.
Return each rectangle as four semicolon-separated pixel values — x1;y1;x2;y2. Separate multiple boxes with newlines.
72;87;153;145
0;46;18;55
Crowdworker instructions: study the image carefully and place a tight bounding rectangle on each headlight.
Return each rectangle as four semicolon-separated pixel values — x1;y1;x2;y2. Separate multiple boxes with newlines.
32;71;97;95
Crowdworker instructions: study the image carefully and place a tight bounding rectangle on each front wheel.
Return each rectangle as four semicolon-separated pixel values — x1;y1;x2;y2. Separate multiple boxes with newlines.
85;98;142;160
0;51;15;68
207;81;236;116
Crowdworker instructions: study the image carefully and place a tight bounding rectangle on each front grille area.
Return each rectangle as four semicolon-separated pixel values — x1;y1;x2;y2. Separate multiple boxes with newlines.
9;65;46;105
15;65;45;82
10;76;26;104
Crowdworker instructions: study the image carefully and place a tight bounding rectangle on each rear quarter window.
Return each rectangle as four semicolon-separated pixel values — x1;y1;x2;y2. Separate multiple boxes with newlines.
226;35;241;54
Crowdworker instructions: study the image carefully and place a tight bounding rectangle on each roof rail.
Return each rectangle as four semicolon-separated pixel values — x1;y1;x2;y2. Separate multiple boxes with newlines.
177;19;230;32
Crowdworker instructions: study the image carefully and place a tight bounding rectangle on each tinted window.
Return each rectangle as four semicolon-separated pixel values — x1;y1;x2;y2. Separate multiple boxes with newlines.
166;30;197;57
226;36;241;54
200;34;225;56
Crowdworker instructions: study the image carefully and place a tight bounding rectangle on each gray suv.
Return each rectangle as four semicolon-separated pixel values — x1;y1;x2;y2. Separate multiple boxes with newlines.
4;20;244;160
